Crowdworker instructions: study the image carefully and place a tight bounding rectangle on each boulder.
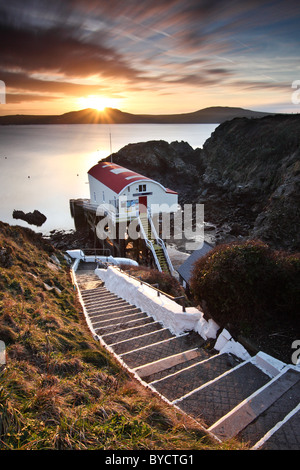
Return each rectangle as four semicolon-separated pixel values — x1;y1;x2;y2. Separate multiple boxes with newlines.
12;210;47;227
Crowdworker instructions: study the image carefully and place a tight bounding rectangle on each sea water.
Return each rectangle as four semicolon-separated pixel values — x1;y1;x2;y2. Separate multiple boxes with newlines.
0;123;218;233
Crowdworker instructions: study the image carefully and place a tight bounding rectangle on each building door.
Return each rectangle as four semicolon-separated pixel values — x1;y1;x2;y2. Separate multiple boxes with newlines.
139;196;147;214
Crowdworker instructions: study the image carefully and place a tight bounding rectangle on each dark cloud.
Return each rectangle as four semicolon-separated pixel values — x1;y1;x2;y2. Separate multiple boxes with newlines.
0;0;299;111
0;21;140;80
0;70;105;95
6;93;60;104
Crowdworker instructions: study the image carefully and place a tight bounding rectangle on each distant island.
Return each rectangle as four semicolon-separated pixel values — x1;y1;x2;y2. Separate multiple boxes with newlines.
0;106;273;125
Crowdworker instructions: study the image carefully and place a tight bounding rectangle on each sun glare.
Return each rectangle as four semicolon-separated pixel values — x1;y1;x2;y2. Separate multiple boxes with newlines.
77;95;120;111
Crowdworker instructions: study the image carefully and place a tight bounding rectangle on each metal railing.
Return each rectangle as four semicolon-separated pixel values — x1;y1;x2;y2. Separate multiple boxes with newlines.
137;215;162;272
117;266;186;312
79;248;112;262
147;209;175;275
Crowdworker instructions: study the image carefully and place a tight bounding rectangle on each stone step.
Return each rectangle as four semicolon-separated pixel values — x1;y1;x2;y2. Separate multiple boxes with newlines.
110;328;175;355
76;276;104;289
88;307;143;324
174;361;271;428
84;295;128;306
95;315;154;336
135;347;207;380
234;369;300;448
80;285;110;293
86;304;130;317
120;331;205;369
254;406;300;450
150;353;242;402
80;284;112;292
76;274;100;282
141;350;211;383
81;292;119;303
102;321;165;345
76;262;98;271
209;367;300;442
76;270;99;278
83;293;125;303
81;294;118;303
87;302;136;316
81;290;119;300
90;309;143;327
84;299;122;309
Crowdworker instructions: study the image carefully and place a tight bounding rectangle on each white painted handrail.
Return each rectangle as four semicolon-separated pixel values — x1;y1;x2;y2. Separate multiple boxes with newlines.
147;209;175;275
137;215;162;272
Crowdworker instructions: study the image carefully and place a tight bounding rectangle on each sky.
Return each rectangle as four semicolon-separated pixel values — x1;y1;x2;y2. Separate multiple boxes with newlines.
1;0;300;116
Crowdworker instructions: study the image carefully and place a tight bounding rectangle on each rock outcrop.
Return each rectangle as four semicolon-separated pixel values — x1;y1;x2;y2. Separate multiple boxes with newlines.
12;209;47;227
105;114;300;252
199;114;300;251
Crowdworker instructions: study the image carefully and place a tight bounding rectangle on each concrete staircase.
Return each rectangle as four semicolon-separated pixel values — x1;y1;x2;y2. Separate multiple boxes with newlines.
75;264;300;450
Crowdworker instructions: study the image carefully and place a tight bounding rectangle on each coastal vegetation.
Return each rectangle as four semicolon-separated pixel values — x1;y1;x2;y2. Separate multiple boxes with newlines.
119;264;187;299
0;221;241;450
190;239;300;363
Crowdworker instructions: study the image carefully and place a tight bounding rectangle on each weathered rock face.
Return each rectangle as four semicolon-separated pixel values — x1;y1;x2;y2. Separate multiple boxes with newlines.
199;114;300;251
104;115;300;252
106;140;204;203
0;245;13;268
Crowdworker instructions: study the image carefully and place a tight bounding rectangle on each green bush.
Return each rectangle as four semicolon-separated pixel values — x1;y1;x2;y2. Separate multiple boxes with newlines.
190;240;300;328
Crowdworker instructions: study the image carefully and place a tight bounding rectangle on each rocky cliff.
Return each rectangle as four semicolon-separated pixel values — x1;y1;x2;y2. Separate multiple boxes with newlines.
199;114;300;250
106;114;300;252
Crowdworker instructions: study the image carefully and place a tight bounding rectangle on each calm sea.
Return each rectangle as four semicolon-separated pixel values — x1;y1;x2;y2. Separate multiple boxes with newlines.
0;123;218;233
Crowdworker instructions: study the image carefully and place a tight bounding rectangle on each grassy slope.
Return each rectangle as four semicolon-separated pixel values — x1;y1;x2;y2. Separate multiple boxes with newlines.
0;222;243;450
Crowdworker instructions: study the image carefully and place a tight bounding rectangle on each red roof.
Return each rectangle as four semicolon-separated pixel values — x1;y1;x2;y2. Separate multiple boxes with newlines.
88;162;177;195
165;188;177;194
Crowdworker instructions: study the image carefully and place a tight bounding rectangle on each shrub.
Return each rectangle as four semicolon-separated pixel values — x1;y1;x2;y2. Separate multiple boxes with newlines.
119;265;186;299
189;240;300;328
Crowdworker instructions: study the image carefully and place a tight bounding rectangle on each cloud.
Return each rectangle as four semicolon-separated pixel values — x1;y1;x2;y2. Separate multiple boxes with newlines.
0;0;299;112
0;22;141;81
6;93;60;104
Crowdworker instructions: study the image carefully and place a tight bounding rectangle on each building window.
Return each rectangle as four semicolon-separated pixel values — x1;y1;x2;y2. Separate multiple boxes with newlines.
102;191;105;202
93;191;96;202
139;184;146;192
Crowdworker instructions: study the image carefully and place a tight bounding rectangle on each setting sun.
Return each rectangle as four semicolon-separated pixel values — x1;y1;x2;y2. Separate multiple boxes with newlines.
77;95;121;111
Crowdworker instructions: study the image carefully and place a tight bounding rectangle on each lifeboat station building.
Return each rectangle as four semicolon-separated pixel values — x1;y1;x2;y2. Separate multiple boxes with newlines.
88;161;178;219
84;161;178;274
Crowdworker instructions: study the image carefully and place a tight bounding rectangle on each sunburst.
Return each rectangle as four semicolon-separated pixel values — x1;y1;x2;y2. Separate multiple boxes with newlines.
77;95;119;111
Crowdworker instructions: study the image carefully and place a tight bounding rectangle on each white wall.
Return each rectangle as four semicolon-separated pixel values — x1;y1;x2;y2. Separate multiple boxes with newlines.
88;174;118;206
120;180;178;214
95;266;219;339
89;175;178;214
